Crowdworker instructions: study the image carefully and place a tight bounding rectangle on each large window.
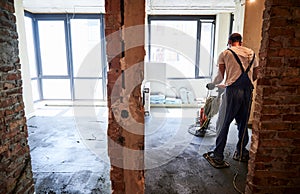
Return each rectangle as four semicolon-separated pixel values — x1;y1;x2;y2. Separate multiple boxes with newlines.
71;19;104;100
24;13;107;101
38;20;70;99
148;15;215;79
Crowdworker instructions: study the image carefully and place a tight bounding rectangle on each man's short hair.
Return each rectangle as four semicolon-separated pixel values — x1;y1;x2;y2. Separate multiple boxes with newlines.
229;33;242;43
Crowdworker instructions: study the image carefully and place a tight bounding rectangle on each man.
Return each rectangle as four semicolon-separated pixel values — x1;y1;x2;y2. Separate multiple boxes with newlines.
203;33;259;168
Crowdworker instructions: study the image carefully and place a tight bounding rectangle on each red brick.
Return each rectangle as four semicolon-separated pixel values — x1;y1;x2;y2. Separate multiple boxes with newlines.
268;0;300;7
259;122;291;131
261;114;282;121
282;114;300;122
267;176;291;186
269;28;295;39
263;68;282;77
291;147;300;154
283;187;300;194
282;68;300;77
0;1;14;13
3;82;15;89
290;37;300;47
269;18;289;28
281;48;300;57
6;72;21;80
286;57;300;67
257;77;272;85
259;131;278;139
278;131;300;139
260;139;293;147
251;172;268;185
263;95;300;105
270;6;291;17
280;77;300;86
264;104;295;115
292;139;300;146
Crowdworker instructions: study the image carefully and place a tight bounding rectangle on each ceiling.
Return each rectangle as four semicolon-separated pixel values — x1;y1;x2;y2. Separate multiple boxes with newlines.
22;0;235;14
22;0;105;13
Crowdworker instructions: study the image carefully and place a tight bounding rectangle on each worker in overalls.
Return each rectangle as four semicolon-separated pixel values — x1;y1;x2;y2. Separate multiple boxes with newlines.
203;33;259;168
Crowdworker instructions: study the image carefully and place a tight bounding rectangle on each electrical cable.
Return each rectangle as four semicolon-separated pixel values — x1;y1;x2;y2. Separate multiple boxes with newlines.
233;170;244;194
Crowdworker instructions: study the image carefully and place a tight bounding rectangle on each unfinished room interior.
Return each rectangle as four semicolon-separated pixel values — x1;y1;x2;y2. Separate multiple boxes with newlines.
0;0;299;193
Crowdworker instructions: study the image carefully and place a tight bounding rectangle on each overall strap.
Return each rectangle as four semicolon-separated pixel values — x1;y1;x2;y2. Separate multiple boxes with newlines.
228;48;244;73
227;48;255;73
245;53;255;73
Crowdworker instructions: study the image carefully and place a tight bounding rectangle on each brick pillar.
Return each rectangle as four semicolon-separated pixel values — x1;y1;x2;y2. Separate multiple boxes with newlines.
105;0;145;193
246;0;300;193
0;0;34;193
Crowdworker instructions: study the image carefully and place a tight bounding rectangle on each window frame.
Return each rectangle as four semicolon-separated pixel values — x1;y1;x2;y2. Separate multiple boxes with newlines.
24;11;107;101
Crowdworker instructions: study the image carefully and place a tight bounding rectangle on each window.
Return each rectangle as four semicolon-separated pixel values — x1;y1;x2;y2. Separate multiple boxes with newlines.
148;15;215;79
24;13;107;101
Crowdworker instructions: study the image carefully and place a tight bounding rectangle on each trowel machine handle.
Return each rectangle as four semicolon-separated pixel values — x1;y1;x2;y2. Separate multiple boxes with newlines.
206;83;225;98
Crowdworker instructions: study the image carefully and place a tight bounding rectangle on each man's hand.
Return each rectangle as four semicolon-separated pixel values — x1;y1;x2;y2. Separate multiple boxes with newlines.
206;83;215;90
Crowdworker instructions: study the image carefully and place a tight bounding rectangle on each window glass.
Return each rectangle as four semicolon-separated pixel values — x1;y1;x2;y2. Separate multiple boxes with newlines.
38;20;68;76
199;21;214;77
71;19;102;78
74;79;103;100
150;20;197;78
42;79;71;99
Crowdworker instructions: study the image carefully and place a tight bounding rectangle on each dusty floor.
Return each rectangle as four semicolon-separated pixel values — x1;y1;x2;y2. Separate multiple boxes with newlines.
27;103;249;194
27;103;111;194
145;108;249;194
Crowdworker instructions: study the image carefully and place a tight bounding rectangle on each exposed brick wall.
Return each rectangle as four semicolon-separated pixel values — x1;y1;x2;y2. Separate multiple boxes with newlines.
105;0;145;193
0;0;34;193
246;0;300;193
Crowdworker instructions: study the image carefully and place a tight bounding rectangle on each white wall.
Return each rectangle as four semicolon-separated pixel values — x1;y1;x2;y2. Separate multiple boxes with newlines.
233;0;246;34
15;1;35;118
213;13;231;79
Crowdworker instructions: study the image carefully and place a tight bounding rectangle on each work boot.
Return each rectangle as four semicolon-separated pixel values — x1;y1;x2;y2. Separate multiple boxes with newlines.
233;150;249;162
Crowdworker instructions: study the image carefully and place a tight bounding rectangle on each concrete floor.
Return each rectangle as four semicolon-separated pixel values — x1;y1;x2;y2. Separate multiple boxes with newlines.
27;102;111;194
145;107;249;194
27;103;249;194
